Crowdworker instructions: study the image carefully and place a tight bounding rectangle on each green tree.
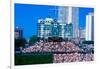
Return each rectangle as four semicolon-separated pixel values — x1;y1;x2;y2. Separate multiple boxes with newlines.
29;35;39;45
15;38;27;48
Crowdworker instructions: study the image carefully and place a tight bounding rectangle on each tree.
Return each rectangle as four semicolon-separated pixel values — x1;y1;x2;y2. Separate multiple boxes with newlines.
15;38;27;48
29;35;39;45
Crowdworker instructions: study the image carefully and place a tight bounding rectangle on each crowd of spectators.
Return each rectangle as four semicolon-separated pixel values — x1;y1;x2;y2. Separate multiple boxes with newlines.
53;53;94;63
22;40;93;53
21;39;94;62
22;40;79;52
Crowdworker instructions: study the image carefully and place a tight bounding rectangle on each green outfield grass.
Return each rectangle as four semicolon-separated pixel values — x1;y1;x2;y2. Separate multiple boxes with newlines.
15;53;53;65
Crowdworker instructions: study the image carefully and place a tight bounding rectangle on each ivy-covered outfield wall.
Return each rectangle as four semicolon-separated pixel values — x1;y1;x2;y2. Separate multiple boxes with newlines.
15;52;53;65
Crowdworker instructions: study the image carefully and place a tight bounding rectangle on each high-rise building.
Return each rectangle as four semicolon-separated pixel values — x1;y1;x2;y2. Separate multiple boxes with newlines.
92;13;94;41
59;23;66;38
58;7;79;38
51;19;59;37
58;7;68;38
38;19;44;38
72;7;79;38
44;18;53;39
85;13;94;41
38;18;53;39
58;6;68;24
79;28;86;39
15;27;23;39
65;23;73;38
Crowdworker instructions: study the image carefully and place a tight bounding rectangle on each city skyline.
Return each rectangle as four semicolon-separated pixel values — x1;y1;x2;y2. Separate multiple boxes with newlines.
15;3;94;39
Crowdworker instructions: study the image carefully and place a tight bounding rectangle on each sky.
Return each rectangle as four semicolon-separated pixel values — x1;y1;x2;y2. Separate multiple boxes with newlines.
15;3;94;39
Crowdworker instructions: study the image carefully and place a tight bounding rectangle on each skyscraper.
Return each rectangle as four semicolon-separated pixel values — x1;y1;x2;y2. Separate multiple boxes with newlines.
85;13;94;41
58;6;68;24
38;19;44;38
38;7;79;39
58;7;79;38
51;19;59;37
65;23;73;38
59;23;66;38
79;28;86;39
44;18;53;39
38;18;53;39
72;7;79;38
58;7;66;38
